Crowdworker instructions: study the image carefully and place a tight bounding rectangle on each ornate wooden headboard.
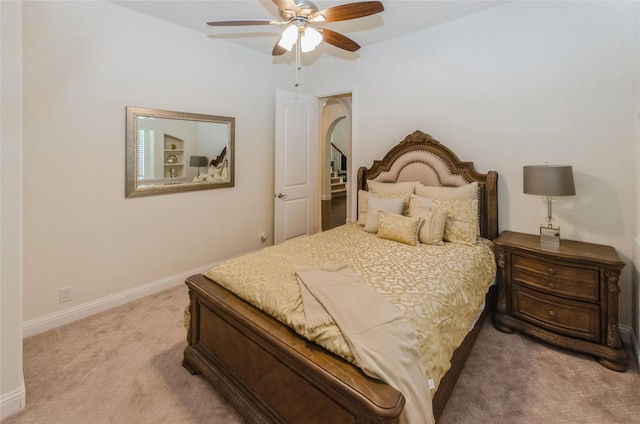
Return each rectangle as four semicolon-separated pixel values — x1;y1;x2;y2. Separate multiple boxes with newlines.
357;130;499;240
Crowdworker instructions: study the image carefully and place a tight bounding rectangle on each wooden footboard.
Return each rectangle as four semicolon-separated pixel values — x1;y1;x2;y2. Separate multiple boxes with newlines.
184;273;405;424
183;274;495;423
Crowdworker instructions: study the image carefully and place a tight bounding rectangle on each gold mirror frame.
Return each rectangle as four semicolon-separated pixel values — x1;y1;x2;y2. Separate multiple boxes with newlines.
125;106;235;198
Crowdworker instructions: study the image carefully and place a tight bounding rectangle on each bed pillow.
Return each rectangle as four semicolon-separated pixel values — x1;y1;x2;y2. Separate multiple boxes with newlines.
366;180;416;195
415;181;478;201
357;190;411;225
432;198;478;245
415;182;480;238
409;193;433;208
357;190;370;225
364;196;405;233
408;195;448;245
376;211;423;246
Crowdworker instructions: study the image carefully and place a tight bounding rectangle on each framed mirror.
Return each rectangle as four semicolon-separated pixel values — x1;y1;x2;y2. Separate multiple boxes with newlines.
126;106;234;197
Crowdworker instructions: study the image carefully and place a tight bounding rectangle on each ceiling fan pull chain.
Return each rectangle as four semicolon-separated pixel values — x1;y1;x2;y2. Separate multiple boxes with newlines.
295;28;302;87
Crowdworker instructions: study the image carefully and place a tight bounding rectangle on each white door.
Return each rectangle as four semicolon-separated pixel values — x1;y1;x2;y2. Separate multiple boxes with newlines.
274;89;319;244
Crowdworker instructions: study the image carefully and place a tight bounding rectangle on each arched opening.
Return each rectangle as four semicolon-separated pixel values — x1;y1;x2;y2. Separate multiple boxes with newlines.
320;95;351;230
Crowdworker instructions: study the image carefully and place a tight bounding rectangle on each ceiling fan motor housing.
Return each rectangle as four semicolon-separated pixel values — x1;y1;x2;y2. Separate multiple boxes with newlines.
279;0;319;21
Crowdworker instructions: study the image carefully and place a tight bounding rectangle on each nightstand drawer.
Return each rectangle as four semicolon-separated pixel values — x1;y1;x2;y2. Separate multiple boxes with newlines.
512;254;599;302
512;285;600;342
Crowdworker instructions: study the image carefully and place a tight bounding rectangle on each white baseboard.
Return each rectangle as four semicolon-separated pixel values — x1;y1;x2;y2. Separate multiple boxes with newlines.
22;262;221;338
0;383;26;420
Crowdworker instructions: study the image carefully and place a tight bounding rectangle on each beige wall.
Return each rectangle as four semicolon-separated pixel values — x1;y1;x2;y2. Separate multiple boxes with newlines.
634;1;640;366
306;1;639;335
21;1;278;322
1;1;26;417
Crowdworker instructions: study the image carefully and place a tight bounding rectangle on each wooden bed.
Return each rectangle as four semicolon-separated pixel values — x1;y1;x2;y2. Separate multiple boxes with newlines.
183;130;499;423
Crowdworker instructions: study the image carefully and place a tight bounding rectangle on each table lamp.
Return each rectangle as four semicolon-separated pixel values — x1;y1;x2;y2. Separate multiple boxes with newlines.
523;165;576;246
190;156;207;177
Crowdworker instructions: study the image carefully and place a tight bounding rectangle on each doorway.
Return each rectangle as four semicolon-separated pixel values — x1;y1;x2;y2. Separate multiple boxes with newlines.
320;94;352;231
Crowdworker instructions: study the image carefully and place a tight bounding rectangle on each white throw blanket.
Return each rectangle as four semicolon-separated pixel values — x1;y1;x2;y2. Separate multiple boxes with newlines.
295;264;434;424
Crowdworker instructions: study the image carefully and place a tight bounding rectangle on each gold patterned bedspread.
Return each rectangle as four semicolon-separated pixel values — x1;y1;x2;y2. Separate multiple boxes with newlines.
204;223;495;391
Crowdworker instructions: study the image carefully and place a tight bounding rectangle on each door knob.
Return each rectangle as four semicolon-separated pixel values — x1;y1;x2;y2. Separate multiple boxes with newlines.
276;193;288;199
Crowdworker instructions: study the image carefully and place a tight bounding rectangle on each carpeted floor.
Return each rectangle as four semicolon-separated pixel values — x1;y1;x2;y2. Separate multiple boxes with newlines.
3;285;638;424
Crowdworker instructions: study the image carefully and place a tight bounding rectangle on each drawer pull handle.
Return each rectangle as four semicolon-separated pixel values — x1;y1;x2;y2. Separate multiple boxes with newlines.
548;268;555;275
548;282;555;289
548;310;556;316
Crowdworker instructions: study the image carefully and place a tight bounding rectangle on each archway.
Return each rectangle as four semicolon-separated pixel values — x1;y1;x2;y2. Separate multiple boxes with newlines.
319;95;351;230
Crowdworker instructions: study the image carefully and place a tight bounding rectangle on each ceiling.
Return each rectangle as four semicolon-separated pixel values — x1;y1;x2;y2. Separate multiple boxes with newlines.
112;1;508;57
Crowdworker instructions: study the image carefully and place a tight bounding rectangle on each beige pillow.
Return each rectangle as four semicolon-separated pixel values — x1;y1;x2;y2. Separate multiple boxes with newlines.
357;190;411;225
415;181;478;200
364;197;404;233
409;193;434;208
415;182;480;238
376;211;423;246
433;198;478;245
357;190;370;225
367;180;416;195
409;196;448;245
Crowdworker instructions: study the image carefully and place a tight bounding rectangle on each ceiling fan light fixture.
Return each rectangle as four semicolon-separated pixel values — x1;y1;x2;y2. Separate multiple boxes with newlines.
301;27;323;52
278;24;298;51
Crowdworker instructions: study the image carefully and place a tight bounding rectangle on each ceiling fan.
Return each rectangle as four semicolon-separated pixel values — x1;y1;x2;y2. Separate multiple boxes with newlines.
207;0;384;85
207;0;384;55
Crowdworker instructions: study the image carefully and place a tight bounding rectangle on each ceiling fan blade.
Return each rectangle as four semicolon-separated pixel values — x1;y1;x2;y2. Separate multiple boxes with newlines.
272;41;287;56
312;1;384;23
207;20;279;26
318;28;360;52
272;0;297;13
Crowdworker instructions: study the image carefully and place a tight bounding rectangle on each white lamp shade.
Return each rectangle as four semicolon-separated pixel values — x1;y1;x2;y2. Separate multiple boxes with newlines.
301;27;323;52
278;25;298;51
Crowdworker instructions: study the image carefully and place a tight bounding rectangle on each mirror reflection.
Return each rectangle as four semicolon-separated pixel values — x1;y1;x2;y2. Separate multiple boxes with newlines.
126;107;234;197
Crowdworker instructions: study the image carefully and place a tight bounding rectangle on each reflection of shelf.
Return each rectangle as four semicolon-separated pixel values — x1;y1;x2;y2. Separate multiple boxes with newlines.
163;135;186;178
164;164;184;178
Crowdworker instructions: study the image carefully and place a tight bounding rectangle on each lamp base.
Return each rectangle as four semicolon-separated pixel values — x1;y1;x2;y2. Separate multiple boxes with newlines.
540;225;560;247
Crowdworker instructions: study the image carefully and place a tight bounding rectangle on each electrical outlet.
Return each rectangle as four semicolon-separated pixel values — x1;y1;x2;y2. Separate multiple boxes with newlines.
59;286;72;303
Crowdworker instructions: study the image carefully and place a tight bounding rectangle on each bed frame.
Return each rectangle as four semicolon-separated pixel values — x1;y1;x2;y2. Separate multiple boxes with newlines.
183;130;499;423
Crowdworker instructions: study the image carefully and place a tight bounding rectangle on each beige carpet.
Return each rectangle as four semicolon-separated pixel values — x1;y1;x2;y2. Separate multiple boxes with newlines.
3;285;639;424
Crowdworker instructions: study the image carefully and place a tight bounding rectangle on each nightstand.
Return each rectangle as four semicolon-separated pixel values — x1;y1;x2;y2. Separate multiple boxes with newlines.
492;231;628;371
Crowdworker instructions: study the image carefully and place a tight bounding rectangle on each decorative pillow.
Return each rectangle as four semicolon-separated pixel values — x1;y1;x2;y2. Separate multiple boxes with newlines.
366;180;416;195
364;197;404;233
416;182;480;238
357;190;370;225
376;211;423;246
408;195;448;245
207;166;222;177
415;181;478;201
409;193;434;208
433;198;478;245
357;190;412;225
